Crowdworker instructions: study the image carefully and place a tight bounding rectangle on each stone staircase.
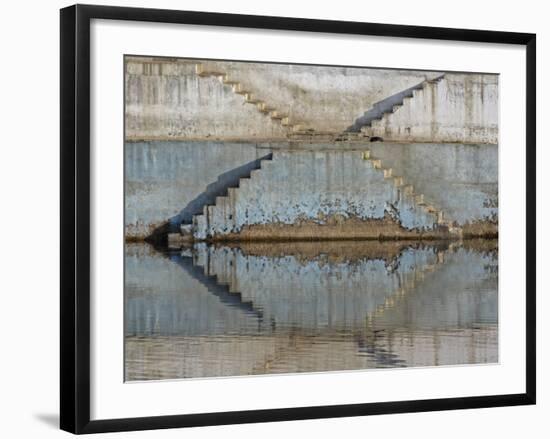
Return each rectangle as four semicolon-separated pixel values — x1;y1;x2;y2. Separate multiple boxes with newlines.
189;149;455;241
195;61;447;141
364;148;456;232
190;154;275;240
195;63;311;135
360;75;446;138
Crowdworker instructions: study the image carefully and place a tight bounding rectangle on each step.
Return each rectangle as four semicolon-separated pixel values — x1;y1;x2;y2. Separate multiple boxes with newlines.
193;214;207;234
393;177;404;187
371;159;382;169
180;223;194;236
215;195;228;206
271;112;286;120
249;169;261;179
415;194;425;205
403;184;414;195
362;150;371;160
281;117;291;126
259;106;276;114
222;78;239;86
227;187;238;201
232;84;248;94
238;177;250;190
245;93;260;103
392;104;401;113
383;168;393;178
207;205;216;219
260;109;276;115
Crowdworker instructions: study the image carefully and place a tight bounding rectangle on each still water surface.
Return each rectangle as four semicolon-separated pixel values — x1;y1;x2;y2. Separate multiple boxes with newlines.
125;240;498;381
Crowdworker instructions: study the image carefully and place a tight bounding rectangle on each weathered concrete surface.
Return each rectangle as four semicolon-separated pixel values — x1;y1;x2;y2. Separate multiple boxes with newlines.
125;59;288;140
362;74;498;143
192;149;439;240
367;142;498;226
196;59;443;134
191;147;497;241
202;216;450;242
125;56;443;138
125;141;268;239
125;241;497;379
125;141;498;240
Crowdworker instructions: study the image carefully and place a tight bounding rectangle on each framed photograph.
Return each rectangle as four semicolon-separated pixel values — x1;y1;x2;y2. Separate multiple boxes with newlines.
60;4;536;434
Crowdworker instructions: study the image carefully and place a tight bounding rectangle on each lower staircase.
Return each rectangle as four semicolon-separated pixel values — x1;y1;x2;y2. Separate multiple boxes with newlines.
190;154;274;240
187;149;456;241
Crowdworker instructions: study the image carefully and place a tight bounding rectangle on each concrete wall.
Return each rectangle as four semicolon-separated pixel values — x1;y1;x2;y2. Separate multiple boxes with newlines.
363;74;498;143
125;141;269;239
368;143;498;224
192;146;497;240
197;59;442;133
125;59;287;140
125;141;498;239
125;57;443;138
193;148;438;240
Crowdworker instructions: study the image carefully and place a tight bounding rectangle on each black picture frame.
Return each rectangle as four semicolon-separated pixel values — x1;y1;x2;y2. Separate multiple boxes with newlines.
60;4;536;434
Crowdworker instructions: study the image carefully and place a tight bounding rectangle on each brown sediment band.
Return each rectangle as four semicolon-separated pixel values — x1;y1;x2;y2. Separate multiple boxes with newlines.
127;217;498;246
206;216;453;242
461;221;498;239
221;240;450;264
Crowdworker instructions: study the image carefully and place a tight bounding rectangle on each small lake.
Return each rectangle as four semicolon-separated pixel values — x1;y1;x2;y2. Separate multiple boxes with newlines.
125;240;498;381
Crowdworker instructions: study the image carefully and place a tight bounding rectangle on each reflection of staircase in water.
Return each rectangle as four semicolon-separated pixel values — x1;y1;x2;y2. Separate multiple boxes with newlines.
366;248;447;325
171;242;451;369
168;251;264;322
174;242;448;334
357;248;447;367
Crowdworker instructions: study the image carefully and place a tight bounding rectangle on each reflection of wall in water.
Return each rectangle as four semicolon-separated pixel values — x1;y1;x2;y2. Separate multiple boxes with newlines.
125;242;498;380
125;244;261;337
125;243;497;336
